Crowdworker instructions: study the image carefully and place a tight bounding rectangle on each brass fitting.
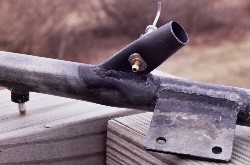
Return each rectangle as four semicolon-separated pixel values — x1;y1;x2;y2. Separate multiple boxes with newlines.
131;58;142;72
128;53;148;73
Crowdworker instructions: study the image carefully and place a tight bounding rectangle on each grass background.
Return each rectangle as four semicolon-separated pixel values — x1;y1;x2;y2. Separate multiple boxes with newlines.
159;38;250;88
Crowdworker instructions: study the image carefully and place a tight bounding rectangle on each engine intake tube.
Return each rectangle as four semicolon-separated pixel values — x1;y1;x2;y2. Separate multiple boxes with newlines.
101;21;189;74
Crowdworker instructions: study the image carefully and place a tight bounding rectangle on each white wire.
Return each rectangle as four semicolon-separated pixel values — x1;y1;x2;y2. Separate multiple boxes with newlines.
153;2;161;26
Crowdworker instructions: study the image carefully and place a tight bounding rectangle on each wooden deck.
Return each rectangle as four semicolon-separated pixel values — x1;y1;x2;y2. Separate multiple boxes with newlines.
107;113;250;165
0;90;140;164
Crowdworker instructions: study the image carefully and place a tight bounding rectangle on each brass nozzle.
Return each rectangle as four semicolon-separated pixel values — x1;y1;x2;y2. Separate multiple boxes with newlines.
128;53;147;73
132;58;141;72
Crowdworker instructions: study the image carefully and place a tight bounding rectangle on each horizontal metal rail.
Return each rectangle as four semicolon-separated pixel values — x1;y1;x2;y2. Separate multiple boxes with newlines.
0;21;249;127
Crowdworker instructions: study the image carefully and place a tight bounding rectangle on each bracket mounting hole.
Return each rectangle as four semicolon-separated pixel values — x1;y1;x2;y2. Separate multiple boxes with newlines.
156;137;166;144
212;146;222;154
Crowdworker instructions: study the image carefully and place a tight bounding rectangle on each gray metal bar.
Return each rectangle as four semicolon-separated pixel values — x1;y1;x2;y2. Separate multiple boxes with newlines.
0;51;250;126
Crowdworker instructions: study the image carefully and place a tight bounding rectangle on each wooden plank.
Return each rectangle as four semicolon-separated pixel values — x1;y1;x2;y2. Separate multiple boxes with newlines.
0;89;141;164
107;112;250;165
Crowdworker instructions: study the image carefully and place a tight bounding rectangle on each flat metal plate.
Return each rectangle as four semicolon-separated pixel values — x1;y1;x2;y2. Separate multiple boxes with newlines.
145;91;238;161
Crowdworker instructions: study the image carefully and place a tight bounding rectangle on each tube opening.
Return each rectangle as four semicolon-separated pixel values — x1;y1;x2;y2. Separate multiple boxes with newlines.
171;21;189;44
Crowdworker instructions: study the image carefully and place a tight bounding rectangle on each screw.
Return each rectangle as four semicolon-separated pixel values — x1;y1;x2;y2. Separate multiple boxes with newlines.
18;102;26;115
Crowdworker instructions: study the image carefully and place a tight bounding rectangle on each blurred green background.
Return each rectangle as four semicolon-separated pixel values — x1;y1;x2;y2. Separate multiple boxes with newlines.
0;0;249;88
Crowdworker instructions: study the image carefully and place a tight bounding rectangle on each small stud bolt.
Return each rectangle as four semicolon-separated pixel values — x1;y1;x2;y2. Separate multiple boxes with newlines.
131;58;142;72
18;102;26;115
11;91;29;115
152;2;161;27
128;53;148;73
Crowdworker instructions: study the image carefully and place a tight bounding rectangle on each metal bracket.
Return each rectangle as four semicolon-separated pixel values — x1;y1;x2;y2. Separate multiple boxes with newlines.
145;90;239;161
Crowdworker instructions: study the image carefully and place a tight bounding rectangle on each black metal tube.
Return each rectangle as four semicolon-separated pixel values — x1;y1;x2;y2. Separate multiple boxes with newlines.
0;51;158;110
101;21;188;74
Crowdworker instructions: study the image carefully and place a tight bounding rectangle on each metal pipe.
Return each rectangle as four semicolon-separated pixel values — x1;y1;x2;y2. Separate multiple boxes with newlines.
0;21;249;126
0;51;250;126
0;51;158;110
101;21;189;74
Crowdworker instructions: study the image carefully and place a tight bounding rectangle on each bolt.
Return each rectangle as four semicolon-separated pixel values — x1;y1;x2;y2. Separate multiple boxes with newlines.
11;91;29;115
18;103;26;115
131;58;141;72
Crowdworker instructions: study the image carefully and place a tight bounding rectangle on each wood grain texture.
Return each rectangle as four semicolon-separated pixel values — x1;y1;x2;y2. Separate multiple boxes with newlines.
0;90;140;164
107;112;250;165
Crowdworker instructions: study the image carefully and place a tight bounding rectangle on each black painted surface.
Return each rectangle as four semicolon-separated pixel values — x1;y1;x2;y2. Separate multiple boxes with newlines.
0;21;249;128
101;21;188;74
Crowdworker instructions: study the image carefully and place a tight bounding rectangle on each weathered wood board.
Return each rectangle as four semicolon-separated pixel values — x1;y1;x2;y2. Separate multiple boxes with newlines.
0;90;141;164
107;112;250;165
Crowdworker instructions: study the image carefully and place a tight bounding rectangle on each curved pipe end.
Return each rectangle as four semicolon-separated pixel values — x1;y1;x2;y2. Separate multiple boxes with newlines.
170;21;189;45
